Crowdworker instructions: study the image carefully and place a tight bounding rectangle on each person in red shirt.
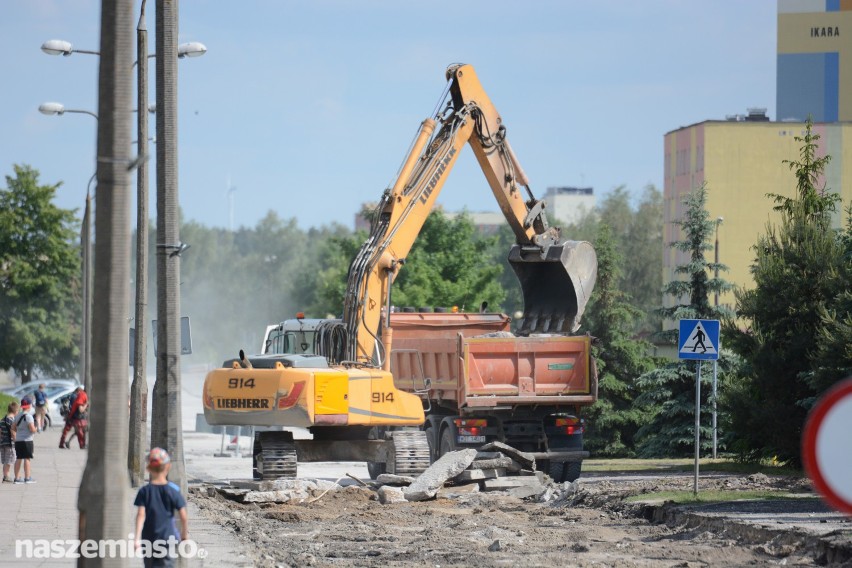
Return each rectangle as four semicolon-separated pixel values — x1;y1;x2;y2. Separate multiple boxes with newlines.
59;386;88;449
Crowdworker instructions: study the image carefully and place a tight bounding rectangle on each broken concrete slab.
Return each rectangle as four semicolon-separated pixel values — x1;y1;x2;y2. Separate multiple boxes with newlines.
479;441;536;469
376;473;416;486
482;477;546;492
377;486;407;504
508;484;548;500
475;451;504;460
454;468;507;482
235;479;341;503
242;490;297;503
230;478;339;492
403;448;477;502
216;487;249;502
437;483;480;499
470;457;514;470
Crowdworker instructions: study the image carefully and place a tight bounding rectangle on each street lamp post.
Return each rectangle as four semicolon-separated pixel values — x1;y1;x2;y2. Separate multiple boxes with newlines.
38;103;97;395
42;31;205;487
153;0;188;493
712;216;723;459
129;0;151;489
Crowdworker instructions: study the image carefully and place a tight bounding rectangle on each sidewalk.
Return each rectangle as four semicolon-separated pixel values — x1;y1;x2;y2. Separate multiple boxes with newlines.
0;426;252;567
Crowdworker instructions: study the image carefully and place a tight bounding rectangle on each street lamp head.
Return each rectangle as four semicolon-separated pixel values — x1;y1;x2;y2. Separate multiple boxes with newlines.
41;39;73;56
716;216;724;225
38;102;65;116
178;42;207;59
148;103;157;114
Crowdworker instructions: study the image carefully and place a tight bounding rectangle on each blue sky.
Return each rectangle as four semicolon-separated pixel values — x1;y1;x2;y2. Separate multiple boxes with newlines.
1;1;776;231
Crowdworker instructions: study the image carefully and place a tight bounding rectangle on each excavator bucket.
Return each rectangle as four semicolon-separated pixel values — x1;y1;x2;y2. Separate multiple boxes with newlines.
508;241;597;335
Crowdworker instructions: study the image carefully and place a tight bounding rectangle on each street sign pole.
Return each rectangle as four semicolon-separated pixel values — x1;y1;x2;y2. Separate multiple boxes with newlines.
712;360;718;459
694;362;701;497
678;319;720;498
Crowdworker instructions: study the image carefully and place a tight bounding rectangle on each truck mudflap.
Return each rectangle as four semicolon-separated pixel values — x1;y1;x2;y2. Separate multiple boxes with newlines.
509;240;597;334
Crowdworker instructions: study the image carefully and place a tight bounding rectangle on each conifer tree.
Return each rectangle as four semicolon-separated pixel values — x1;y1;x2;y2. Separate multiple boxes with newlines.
634;183;734;457
583;223;656;456
726;121;847;465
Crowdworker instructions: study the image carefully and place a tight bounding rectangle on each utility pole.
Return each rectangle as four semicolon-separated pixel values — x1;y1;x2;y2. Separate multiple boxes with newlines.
712;216;722;459
78;0;133;563
152;0;186;493
129;0;150;488
79;189;92;395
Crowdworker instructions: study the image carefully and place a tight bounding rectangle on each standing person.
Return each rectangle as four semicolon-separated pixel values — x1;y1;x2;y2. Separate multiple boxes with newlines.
13;398;37;483
33;384;48;432
60;386;88;449
0;402;17;482
134;448;189;567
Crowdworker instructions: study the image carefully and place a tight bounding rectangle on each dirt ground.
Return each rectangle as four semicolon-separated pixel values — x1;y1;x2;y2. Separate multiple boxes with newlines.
190;472;849;567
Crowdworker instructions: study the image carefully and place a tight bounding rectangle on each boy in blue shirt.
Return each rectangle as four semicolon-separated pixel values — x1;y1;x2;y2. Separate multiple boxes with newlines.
134;448;188;567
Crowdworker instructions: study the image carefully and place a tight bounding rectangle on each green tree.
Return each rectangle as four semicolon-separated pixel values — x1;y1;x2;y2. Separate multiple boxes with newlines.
311;209;506;318
635;183;734;457
392;211;504;311
0;165;80;382
812;204;852;392
557;185;664;335
583;223;656;456
726;121;846;465
621;186;664;335
294;224;364;318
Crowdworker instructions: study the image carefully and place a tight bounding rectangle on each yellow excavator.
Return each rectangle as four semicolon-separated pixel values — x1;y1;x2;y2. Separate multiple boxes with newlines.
203;64;597;479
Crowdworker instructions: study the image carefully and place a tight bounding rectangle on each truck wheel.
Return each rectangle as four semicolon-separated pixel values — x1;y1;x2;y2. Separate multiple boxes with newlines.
424;424;438;463
546;461;564;482
439;427;457;458
565;460;582;482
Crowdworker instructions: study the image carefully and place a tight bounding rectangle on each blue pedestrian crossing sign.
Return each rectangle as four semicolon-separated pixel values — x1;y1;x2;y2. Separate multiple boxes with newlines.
678;319;720;361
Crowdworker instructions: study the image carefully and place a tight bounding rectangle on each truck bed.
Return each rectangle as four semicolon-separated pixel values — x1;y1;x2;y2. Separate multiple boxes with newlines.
388;312;596;411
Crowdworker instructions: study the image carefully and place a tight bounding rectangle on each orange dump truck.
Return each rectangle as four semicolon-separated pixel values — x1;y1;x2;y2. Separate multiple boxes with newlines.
386;310;597;482
257;310;597;481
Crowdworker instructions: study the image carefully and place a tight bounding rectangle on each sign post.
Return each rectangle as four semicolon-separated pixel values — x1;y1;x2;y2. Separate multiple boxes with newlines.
678;319;720;496
802;377;852;515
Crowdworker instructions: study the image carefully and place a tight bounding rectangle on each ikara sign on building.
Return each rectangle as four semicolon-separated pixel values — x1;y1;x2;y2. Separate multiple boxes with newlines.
678;319;720;361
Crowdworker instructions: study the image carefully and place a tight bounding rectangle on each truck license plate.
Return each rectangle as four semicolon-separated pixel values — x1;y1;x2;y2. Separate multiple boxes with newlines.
458;435;486;444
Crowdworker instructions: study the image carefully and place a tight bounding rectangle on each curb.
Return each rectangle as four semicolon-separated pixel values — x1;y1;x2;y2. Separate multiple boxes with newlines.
639;502;852;565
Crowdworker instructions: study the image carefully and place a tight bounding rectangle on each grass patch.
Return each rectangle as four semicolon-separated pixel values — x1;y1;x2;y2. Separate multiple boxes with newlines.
625;489;805;505
0;392;17;412
584;458;801;477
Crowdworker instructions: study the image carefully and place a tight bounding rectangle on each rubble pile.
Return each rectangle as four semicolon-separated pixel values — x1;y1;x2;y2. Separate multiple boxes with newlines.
212;442;583;505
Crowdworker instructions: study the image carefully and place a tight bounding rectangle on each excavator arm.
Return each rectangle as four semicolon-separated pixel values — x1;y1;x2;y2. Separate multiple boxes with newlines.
328;64;596;367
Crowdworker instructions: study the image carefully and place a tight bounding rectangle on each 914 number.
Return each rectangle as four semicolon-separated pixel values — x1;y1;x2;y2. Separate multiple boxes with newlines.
372;392;394;403
228;378;255;389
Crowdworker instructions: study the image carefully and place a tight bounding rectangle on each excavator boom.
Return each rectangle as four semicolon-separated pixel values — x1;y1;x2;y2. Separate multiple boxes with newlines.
329;64;597;367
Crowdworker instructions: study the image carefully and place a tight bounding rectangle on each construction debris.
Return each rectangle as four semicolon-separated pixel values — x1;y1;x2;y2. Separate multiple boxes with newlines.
375;473;416;486
220;479;341;504
377;485;407;504
215;441;575;506
403;448;478;502
478;441;536;470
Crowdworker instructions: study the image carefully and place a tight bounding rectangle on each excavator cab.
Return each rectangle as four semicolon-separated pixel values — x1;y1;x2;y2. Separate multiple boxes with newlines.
509;240;597;335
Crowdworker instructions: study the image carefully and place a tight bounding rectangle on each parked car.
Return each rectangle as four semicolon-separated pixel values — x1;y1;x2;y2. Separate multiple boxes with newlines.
2;379;79;401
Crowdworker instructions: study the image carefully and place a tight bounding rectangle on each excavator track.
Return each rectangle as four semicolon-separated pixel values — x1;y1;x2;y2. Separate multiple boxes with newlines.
387;430;431;476
254;431;297;480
